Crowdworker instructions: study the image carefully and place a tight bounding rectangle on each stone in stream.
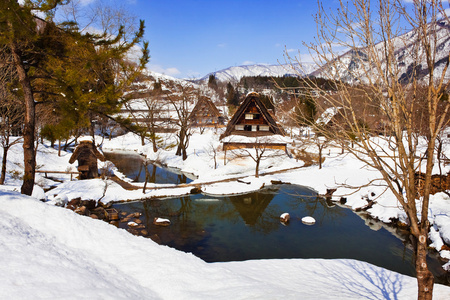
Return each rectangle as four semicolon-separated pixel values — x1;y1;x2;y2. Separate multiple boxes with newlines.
153;217;171;226
301;216;316;225
280;213;290;224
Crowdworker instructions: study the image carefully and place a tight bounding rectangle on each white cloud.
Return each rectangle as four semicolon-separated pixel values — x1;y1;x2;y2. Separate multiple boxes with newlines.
217;43;227;48
165;67;181;75
149;64;181;76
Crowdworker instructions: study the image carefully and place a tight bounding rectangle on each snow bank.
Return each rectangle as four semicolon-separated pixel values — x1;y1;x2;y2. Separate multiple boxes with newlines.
2;190;450;299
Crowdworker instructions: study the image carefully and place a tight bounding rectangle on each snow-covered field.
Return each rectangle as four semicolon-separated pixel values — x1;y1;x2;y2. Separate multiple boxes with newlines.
1;131;450;299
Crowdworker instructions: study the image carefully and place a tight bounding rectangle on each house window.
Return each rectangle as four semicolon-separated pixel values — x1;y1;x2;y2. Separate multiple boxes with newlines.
252;125;257;131
245;114;254;120
260;125;269;131
235;125;244;130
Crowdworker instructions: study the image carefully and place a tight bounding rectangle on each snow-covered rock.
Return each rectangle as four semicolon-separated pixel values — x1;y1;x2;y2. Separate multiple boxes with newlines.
302;216;316;225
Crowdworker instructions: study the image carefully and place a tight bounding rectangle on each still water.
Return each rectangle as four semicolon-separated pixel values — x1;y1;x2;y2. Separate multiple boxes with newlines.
106;152;449;284
104;151;193;184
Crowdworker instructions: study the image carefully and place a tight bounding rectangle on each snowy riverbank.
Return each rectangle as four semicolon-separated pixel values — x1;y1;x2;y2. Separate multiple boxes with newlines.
1;190;450;299
1;131;450;298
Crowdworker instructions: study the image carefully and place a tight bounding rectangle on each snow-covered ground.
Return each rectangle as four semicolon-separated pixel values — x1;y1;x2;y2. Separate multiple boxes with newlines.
1;131;450;299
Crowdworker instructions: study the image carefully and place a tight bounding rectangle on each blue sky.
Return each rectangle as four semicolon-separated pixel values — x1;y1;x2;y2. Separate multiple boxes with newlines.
72;0;429;79
125;0;322;78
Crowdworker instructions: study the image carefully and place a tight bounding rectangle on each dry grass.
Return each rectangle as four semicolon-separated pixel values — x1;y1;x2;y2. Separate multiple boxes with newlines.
290;148;324;167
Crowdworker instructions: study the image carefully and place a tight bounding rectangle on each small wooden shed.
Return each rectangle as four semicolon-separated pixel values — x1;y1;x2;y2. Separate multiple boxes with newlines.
69;140;106;179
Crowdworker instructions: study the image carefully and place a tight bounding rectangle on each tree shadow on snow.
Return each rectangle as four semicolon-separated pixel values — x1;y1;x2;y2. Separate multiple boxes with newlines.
322;259;408;300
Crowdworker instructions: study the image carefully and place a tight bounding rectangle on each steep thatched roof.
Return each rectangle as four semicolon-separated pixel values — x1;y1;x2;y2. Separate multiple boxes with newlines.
220;92;285;139
189;96;222;120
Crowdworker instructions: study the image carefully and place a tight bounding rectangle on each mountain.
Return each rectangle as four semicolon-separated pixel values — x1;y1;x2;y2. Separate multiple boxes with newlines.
197;63;318;83
312;20;450;84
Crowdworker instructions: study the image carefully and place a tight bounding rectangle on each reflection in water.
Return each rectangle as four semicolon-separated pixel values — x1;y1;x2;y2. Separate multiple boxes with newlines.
112;184;449;285
106;152;448;285
104;152;192;184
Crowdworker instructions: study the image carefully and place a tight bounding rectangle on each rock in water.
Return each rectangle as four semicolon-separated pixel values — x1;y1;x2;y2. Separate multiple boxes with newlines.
280;213;290;223
153;217;171;226
302;216;316;225
127;221;139;227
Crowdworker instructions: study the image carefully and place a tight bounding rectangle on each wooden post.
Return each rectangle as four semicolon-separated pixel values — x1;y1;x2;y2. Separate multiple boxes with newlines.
224;149;227;165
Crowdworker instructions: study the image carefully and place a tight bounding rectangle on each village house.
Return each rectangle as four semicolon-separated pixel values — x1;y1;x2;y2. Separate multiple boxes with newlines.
189;96;225;128
220;92;287;151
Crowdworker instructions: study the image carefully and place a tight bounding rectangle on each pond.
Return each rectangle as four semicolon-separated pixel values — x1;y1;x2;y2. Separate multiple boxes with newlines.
104;151;194;184
106;152;449;285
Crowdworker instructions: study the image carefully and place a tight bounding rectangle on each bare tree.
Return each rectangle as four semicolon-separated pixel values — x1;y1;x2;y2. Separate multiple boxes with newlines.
0;48;23;184
205;140;220;169
123;85;167;150
168;86;196;161
227;136;286;178
286;1;450;298
310;135;330;170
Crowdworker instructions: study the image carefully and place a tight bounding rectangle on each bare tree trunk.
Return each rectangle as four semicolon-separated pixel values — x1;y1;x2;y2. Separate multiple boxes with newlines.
176;130;184;156
151;133;157;152
413;233;434;299
11;41;35;196
182;147;187;161
318;146;323;169
142;161;149;193
0;146;9;185
151;164;156;182
255;158;260;178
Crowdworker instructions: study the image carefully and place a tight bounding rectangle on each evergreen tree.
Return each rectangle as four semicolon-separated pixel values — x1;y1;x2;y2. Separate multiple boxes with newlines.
0;0;66;195
243;78;249;92
259;94;274;111
0;0;149;195
295;94;316;126
153;80;162;91
226;82;239;107
208;74;217;88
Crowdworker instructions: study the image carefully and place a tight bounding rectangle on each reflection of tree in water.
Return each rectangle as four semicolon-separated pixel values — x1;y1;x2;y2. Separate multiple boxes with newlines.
143;163;157;183
104;152;145;182
104;152;192;184
141;197;206;247
177;174;187;184
280;185;346;225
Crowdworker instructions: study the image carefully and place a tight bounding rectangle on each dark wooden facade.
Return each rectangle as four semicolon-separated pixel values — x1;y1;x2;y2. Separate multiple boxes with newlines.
221;92;285;139
189;96;225;127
